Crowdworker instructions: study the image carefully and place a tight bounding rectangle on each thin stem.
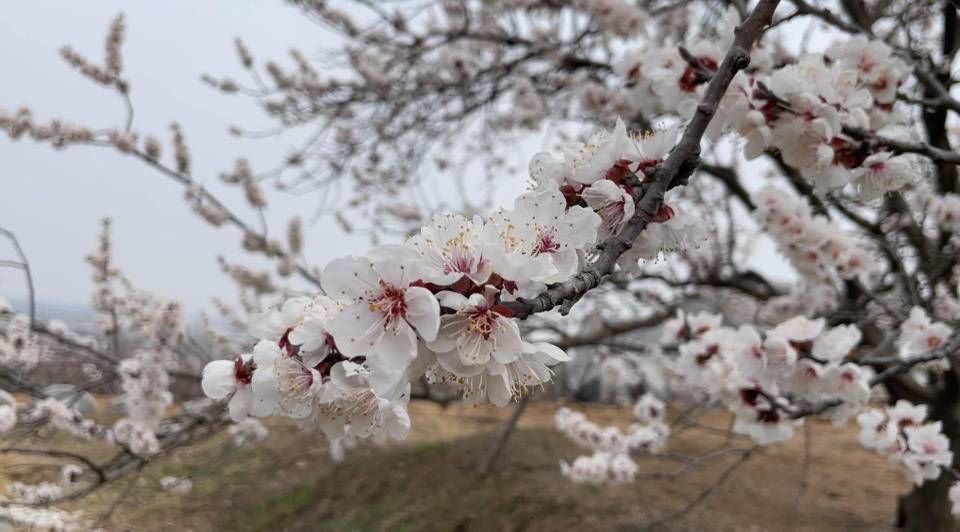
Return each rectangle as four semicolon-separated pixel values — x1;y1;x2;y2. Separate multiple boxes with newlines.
481;394;530;475
0;227;36;326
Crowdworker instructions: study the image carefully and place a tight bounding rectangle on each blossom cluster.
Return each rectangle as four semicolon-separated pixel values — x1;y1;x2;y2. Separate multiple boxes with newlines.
0;505;83;531
530;118;709;272
6;481;63;505
754;185;872;283
613;8;761;119
857;401;953;486
1;469;91;529
0;314;46;371
85;219;189;457
5;1;960;524
664;310;869;444
200;118;711;449
897;307;953;361
710;37;917;197
607;21;920;200
929;192;960;240
21;398;107;442
555;394;669;483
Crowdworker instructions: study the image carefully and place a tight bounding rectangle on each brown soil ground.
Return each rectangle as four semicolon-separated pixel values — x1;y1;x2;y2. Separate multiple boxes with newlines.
1;400;911;531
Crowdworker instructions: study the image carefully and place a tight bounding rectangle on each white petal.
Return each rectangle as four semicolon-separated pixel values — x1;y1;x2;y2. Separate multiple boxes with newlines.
322;256;379;300
486;373;514;407
369;324;418;371
386;403;411;439
331;302;384;358
404;286;440;342
368;244;423;286
369;363;408;398
526;341;571;364
201;360;236;400
228;388;252;422
435;291;469;310
491;320;523;364
436;350;484;378
427;315;463;353
248;385;277;417
248;308;286;340
561;206;602;249
541;249;579;283
515;188;567;230
253;340;281;367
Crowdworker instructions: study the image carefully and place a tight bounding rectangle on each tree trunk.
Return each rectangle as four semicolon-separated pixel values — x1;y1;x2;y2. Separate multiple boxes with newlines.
896;376;960;531
897;469;958;531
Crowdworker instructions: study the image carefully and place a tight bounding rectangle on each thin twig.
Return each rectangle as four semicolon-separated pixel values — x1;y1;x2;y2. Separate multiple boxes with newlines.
0;447;106;483
0;227;36;326
638;446;758;530
95;469;141;527
481;394;530;475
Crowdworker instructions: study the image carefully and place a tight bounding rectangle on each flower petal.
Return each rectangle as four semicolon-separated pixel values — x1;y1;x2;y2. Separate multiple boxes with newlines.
322;256;379;301
404;286;440;342
201;360;236;400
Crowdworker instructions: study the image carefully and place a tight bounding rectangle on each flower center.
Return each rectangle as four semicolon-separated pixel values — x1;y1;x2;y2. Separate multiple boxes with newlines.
696;343;719;365
466;308;499;339
443;244;475;274
598;199;627;233
368;281;407;328
533;231;561;255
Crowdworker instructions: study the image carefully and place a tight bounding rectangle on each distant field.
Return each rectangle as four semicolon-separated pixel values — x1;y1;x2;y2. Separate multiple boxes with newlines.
2;400;908;531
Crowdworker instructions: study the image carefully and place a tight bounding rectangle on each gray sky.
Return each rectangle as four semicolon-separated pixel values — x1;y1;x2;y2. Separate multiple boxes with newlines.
0;1;377;312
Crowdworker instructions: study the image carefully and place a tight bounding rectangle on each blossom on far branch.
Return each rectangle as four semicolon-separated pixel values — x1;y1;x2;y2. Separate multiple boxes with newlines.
670;312;871;444
555;394;669;484
858;401;954;486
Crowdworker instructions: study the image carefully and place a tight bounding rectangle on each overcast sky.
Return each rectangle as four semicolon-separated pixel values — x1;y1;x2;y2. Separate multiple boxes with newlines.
0;1;380;312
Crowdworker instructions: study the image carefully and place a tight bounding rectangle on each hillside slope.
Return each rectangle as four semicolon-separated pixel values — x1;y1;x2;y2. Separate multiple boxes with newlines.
4;401;908;531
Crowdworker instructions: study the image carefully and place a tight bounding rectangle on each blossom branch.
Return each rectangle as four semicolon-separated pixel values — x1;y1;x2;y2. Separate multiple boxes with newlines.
504;0;781;319
788;332;960;420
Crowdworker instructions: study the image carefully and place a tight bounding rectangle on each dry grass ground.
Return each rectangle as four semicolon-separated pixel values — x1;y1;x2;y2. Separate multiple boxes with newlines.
1;400;911;531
